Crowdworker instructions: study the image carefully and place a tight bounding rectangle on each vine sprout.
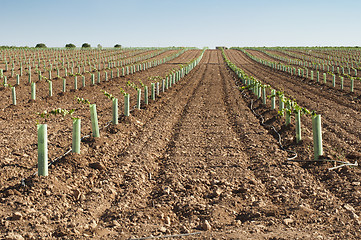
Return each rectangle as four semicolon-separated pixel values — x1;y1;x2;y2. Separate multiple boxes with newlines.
120;87;127;96
101;89;115;100
75;96;90;105
127;80;139;90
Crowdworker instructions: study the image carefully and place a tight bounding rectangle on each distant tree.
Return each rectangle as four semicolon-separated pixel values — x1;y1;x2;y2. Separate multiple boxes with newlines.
35;43;47;48
97;44;102;49
81;43;91;48
65;43;76;48
114;44;122;48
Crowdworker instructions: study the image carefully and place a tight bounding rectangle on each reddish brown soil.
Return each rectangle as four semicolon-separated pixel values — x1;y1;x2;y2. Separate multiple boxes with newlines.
0;49;360;239
257;48;361;88
225;49;361;238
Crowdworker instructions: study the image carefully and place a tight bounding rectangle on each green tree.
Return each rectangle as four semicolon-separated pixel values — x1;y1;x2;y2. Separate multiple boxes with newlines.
81;43;91;48
65;43;76;48
35;43;47;48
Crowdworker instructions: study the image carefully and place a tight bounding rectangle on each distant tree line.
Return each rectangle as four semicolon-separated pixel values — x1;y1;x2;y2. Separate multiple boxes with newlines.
0;43;123;49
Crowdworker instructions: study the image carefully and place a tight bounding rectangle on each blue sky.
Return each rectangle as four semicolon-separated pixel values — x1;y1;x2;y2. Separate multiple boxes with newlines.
1;0;360;48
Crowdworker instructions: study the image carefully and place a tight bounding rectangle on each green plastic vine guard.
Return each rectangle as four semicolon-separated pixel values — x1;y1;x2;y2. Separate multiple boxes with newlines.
112;98;118;124
351;78;354;92
72;119;81;153
285;109;291;126
124;94;130;116
271;89;276;110
332;75;335;87
37;124;48;176
11;87;16;105
340;76;344;90
49;81;52;97
279;95;284;112
312;114;323;160
151;83;155;100
323;73;327;84
90;104;100;137
105;72;108;81
317;71;319;82
82;76;86;88
16;74;20;85
91;74;95;85
74;76;77;90
156;82;160;96
166;78;169;90
31;82;36;100
144;86;149;105
295;110;301;143
262;88;267;105
62;79;66;92
97;72;101;84
162;79;165;92
137;89;141;109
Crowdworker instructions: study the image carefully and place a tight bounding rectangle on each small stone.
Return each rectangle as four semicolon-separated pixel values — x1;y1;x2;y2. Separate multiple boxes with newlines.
112;220;120;227
283;218;294;225
165;216;171;226
73;189;82;201
163;186;171;195
159;226;167;233
89;220;98;229
214;188;223;197
5;233;24;240
212;180;220;185
344;204;355;212
11;212;23;221
299;204;314;213
352;182;360;186
200;220;212;231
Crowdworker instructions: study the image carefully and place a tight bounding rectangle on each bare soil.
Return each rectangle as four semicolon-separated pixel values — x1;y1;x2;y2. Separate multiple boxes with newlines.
0;49;360;239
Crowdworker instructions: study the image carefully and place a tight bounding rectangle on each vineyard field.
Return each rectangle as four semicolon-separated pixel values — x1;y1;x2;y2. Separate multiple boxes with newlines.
1;47;361;239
